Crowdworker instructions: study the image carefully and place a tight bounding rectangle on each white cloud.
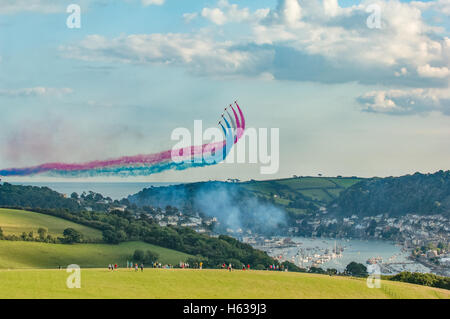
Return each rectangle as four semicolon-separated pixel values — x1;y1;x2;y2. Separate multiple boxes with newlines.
358;88;450;115
417;64;450;78
200;0;269;25
323;0;340;17
255;0;448;70
60;0;450;115
0;0;64;14
394;67;408;77
201;7;227;25
249;0;449;112
411;0;450;16
258;72;275;81
183;12;198;23
0;87;73;97
141;0;164;6
62;34;273;76
0;0;165;14
193;0;448;84
275;0;302;26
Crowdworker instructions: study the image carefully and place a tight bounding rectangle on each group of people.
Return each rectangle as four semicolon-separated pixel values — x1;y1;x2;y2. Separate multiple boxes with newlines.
108;262;144;272
179;262;190;268
107;261;280;272
179;261;204;269
269;264;287;271
108;264;118;271
129;261;144;271
221;263;251;272
152;262;172;268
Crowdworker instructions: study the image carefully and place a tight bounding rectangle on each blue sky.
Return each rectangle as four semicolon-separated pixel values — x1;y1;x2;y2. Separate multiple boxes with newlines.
0;0;449;182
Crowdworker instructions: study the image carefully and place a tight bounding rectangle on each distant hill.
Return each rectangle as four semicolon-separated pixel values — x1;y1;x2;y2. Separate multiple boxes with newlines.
329;170;450;217
128;177;363;235
0;183;80;211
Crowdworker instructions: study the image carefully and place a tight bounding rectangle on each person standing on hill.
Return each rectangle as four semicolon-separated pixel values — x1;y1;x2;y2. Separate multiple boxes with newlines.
199;262;203;270
135;263;138;272
140;264;144;272
114;264;118;271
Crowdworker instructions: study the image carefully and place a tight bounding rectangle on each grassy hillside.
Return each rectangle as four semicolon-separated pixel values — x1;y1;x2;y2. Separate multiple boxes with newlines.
0;208;102;240
0;268;447;299
0;241;193;269
239;177;362;217
241;176;362;204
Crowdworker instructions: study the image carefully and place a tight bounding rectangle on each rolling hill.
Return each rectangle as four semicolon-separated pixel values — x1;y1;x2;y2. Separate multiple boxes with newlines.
0;240;193;269
0;208;102;240
241;176;362;203
240;176;362;215
0;208;194;269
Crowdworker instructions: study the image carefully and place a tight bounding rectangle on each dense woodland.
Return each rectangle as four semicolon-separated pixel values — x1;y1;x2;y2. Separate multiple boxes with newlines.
386;271;450;290
329;170;450;217
0;183;81;211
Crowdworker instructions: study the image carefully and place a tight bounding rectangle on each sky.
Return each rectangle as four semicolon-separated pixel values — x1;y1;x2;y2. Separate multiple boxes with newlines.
0;0;449;182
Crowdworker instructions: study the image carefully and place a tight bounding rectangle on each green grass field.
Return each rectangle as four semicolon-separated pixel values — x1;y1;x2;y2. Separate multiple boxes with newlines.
0;268;448;299
0;208;102;240
0;240;193;269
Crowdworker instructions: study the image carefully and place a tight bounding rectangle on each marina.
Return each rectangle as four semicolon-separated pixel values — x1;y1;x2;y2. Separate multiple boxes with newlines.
252;236;439;275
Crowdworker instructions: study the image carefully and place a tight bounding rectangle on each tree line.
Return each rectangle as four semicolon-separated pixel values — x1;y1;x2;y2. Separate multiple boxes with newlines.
329;170;450;217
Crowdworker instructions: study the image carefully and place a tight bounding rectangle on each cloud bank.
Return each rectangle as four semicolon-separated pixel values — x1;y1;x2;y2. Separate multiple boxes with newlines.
24;0;450;116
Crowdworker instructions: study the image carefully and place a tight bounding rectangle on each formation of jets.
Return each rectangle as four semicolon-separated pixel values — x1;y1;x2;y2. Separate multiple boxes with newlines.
218;100;238;126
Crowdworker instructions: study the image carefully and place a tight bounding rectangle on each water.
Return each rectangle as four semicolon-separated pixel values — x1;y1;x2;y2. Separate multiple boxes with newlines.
262;237;433;275
9;182;179;200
